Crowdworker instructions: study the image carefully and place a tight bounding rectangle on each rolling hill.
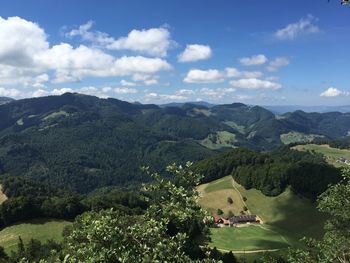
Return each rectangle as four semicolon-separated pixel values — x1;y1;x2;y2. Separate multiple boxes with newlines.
0;93;348;193
198;176;327;253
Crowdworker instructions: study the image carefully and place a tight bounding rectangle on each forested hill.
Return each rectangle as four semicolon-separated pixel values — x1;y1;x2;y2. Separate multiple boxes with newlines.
0;93;349;193
195;147;341;200
0;97;14;105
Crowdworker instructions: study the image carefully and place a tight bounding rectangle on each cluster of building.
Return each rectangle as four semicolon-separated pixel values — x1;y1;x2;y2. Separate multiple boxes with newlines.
337;157;350;165
213;214;259;227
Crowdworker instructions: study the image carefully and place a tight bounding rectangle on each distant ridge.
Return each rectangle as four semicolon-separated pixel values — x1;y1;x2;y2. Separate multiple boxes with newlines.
0;97;14;105
158;101;350;114
160;101;216;108
264;105;350;114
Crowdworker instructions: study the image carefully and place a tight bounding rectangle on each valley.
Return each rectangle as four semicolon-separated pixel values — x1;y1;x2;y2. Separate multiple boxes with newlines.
0;94;347;262
293;144;350;167
198;176;327;258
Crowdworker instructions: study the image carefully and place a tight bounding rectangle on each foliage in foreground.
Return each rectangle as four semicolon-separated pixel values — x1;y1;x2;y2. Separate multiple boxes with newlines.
287;168;350;263
13;163;232;263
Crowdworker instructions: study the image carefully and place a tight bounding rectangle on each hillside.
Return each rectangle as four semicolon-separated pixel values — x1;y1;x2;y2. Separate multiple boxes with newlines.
0;93;348;193
0;219;71;253
198;176;327;252
0;97;14;106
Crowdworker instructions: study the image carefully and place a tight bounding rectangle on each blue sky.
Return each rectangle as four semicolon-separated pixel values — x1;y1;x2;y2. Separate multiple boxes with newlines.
0;0;349;105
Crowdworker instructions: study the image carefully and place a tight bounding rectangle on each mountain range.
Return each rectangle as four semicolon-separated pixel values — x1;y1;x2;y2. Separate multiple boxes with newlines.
0;93;349;192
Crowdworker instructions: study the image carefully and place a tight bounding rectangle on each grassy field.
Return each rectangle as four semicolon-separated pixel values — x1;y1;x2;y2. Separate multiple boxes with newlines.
198;176;327;253
293;144;350;167
210;225;289;251
0;185;7;204
0;218;72;253
200;131;237;150
280;132;324;145
198;176;246;216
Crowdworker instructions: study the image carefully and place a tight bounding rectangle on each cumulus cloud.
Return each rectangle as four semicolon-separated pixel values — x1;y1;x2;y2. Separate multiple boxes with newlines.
275;15;320;40
320;87;348;97
230;78;282;90
0;16;49;67
176;89;195;95
184;69;224;83
145;92;187;102
239;54;268;66
67;22;172;57
198;87;236;98
0;87;21;97
114;87;138;94
0;16;172;88
225;67;262;78
267;57;290;72
178;44;212;62
120;79;137;87
108;27;172;57
65;21;113;46
31;86;113;98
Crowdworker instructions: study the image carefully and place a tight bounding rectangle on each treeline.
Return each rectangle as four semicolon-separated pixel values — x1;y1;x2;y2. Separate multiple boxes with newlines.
195;147;341;199
0;176;147;227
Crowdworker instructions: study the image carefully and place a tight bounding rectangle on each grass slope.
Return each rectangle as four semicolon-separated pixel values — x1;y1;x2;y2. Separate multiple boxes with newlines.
0;185;7;204
200;131;237;150
198;176;245;216
198;176;327;252
0;218;72;253
293;144;350;167
280;132;324;145
210;225;289;251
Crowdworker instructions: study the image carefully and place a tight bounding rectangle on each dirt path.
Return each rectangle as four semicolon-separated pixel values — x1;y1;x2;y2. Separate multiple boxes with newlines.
231;179;251;215
0;185;7;204
231;179;265;224
217;247;281;254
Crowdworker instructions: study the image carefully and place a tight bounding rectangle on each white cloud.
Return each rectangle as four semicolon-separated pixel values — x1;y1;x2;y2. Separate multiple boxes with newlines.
230;78;282;90
320;87;348;97
275;15;320;40
120;79;137;87
144;78;158;86
267;57;290;72
198;87;235;98
114;87;138;94
112;56;171;75
0;17;172;88
31;89;49;97
232;94;252;101
225;67;262;78
0;87;21;97
108;27;171;57
176;89;195;95
51;88;74;95
239;54;268;66
67;22;172;57
0;16;48;67
184;69;224;83
178;44;212;62
102;87;112;93
65;21;113;46
145;92;187;102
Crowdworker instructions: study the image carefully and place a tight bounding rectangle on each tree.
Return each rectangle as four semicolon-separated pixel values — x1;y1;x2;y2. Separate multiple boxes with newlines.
217;209;224;215
59;163;216;262
288;168;350;263
227;197;233;205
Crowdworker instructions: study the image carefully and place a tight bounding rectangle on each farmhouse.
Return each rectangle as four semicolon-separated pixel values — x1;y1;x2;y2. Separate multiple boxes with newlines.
213;214;224;224
213;214;259;226
229;215;258;225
